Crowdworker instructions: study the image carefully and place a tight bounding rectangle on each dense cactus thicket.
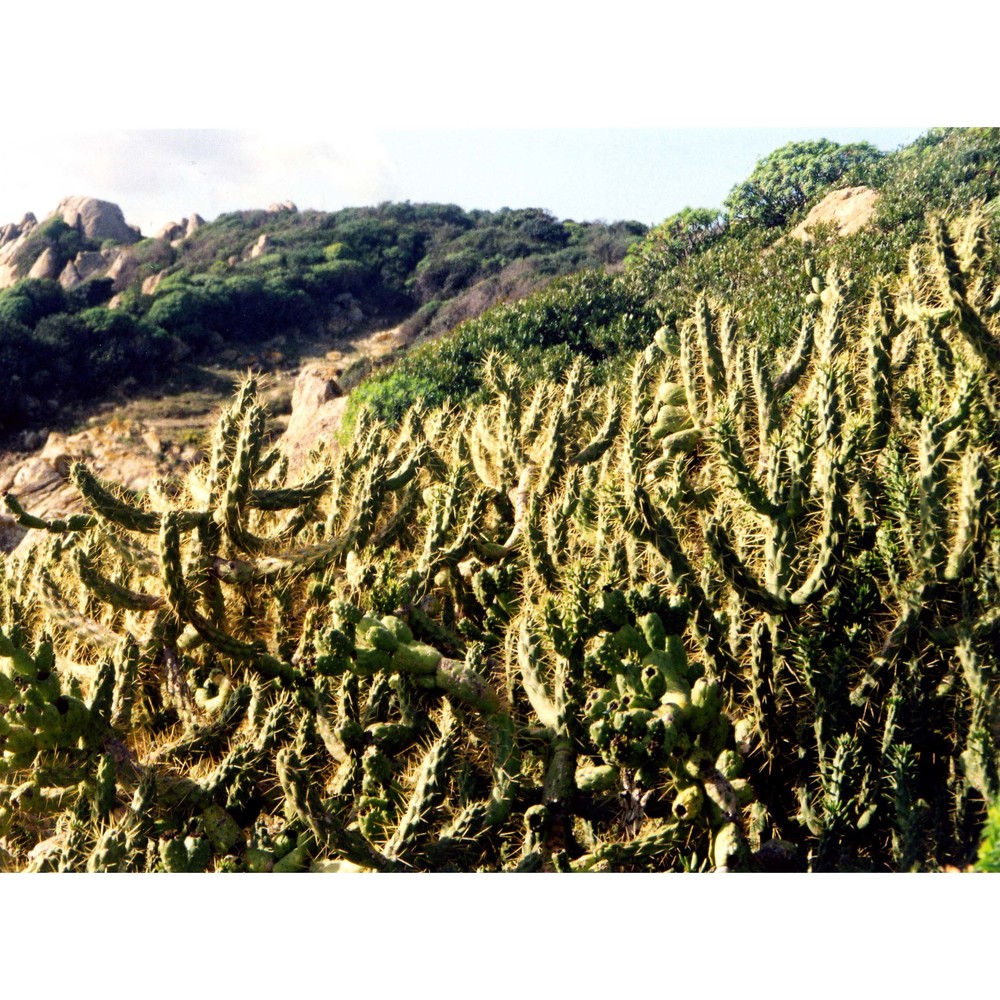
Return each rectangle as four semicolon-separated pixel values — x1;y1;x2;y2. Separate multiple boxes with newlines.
2;213;999;872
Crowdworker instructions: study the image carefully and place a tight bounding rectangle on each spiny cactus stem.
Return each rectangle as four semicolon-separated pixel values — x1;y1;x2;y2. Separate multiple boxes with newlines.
626;485;738;680
248;468;334;511
712;409;784;519
773;314;815;397
184;612;301;685
749;346;778;455
704;518;790;615
569;388;621;468
573;820;685;870
383;710;457;863
75;550;164;612
850;583;934;706
518;617;559;729
679;319;704;430
789;471;848;607
931;604;1000;644
276;747;389;870
71;463;205;534
2;492;97;533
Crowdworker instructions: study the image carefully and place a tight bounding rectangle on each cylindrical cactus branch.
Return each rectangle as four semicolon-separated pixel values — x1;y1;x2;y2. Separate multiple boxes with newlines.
866;283;896;454
773;314;815;398
693;294;728;424
929;215;1000;376
4;214;1000;873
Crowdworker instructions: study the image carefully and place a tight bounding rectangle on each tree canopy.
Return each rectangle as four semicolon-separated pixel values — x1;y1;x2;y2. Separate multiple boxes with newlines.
724;139;884;228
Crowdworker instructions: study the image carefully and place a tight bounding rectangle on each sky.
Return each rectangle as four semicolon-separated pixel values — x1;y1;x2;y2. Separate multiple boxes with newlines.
0;127;929;237
0;4;978;238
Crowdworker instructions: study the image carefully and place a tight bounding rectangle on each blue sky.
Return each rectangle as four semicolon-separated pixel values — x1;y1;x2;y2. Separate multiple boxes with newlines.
0;128;928;238
374;128;926;225
0;7;969;238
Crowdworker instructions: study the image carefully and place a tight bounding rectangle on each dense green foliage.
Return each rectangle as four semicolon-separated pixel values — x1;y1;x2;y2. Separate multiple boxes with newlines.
0;203;644;438
630;129;1000;350
349;269;659;425
0;280;173;428
2;210;1000;872
723;138;884;229
623;207;727;289
976;799;1000;871
137;202;644;329
347;135;975;421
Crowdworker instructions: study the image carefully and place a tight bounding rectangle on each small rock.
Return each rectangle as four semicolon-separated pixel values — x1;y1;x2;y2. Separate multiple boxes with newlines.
249;234;273;259
142;431;163;456
58;260;83;289
142;271;166;296
28;246;60;280
155;221;184;241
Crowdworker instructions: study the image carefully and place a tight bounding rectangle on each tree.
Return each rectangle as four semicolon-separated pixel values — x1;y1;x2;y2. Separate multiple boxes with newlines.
724;139;884;229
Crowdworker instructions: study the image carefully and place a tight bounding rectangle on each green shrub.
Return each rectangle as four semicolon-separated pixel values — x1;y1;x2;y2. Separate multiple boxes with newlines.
724;138;885;229
975;800;1000;872
349;269;658;425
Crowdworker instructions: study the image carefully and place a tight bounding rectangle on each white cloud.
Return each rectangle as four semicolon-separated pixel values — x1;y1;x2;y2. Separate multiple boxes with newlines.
0;130;399;237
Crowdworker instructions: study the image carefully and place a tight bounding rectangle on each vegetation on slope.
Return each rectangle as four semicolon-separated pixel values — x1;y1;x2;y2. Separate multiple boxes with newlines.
4;128;999;449
352;128;1000;426
0;203;646;439
2;208;999;872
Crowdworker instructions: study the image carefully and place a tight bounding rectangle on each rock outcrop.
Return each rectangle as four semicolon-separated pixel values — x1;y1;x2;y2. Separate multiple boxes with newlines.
27;246;60;280
53;195;141;244
58;250;111;289
278;363;347;473
141;270;166;295
0;214;34;248
105;249;138;292
790;185;879;241
155;213;205;244
75;250;108;279
58;260;82;288
156;220;185;241
249;233;274;259
0;418;205;554
0;198;145;289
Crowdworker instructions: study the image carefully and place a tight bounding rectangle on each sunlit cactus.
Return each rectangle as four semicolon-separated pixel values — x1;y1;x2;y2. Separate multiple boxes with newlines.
1;214;999;872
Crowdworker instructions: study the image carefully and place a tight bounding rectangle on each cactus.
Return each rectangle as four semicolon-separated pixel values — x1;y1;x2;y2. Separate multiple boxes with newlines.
1;214;999;872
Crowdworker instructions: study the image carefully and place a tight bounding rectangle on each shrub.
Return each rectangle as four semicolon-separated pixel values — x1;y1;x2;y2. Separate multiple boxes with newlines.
724;138;884;229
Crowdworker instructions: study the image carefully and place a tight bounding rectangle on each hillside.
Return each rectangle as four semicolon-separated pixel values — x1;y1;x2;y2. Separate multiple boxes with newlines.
0;198;647;549
3;128;1000;873
4;128;1000;549
353;128;1000;426
0;197;645;440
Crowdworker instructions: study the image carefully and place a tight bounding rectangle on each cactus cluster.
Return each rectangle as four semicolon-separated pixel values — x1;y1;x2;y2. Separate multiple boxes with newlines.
2;212;999;872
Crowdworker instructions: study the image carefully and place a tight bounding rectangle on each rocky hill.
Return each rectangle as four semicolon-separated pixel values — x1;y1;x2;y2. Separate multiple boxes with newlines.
0;196;141;291
4;128;1000;552
0;195;647;444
